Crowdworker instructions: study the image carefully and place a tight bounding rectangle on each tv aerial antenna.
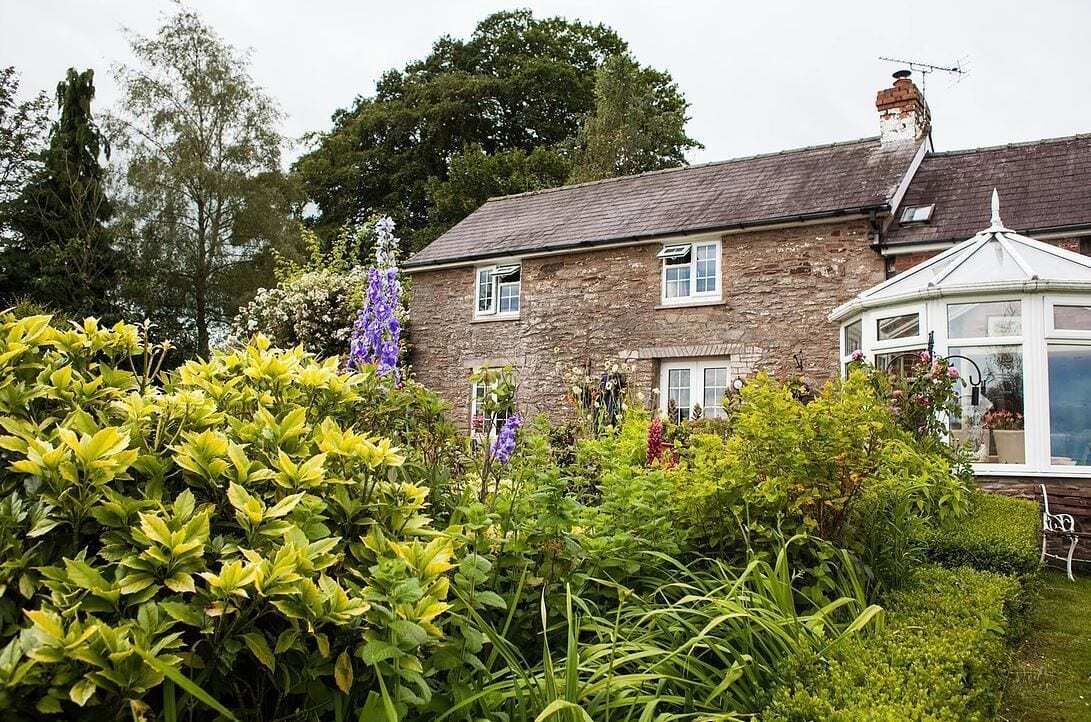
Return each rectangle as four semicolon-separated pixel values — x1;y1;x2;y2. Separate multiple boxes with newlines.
878;56;968;92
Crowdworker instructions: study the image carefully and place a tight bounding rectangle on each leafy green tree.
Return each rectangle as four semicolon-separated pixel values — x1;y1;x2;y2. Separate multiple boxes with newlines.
420;144;570;240
294;10;626;250
0;66;50;224
569;53;702;184
110;11;299;358
0;68;119;318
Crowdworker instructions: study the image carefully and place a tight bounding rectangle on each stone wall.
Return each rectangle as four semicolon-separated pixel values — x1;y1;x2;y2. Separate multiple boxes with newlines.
407;218;885;428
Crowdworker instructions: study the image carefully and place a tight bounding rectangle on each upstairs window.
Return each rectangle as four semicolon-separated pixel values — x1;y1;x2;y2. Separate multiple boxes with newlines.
476;263;521;318
659;241;721;304
900;204;935;224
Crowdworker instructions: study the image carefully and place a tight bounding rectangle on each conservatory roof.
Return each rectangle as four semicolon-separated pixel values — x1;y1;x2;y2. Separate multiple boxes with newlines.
832;190;1091;321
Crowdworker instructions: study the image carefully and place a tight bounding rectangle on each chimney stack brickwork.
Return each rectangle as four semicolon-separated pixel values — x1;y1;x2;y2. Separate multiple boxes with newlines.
876;73;930;144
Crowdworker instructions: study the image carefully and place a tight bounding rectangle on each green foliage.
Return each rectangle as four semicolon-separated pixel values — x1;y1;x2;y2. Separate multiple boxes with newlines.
1;67;119;320
0;312;460;719
421;145;571;242
294;10;697;250
923;491;1041;576
0;65;51;230
669;372;971;558
568;53;701;183
447;537;882;721
764;564;1023;722
111;10;299;357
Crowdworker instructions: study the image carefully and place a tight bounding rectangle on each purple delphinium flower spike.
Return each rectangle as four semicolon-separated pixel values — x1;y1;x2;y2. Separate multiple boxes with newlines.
489;414;524;464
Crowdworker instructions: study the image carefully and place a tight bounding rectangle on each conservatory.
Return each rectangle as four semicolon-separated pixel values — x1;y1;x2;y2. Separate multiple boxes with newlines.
832;191;1091;478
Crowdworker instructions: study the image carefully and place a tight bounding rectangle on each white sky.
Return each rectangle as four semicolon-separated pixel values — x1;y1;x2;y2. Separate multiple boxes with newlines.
4;0;1090;167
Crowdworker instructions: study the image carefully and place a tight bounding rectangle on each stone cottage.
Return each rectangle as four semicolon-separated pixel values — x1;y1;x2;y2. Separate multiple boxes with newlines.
404;72;1091;442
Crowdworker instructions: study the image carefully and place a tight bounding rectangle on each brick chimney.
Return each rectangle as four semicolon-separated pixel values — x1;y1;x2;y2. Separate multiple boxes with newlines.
876;70;930;144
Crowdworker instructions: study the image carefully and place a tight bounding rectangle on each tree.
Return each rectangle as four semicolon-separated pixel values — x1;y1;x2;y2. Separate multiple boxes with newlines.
0;67;50;223
293;10;626;250
111;11;298;358
1;68;119;318
420;144;570;240
569;53;702;184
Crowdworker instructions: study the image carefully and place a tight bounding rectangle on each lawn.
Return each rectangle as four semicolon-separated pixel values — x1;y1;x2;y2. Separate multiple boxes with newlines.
1002;570;1091;721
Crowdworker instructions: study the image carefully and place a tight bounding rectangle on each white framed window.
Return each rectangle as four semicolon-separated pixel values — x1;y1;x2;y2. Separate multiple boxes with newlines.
840;319;863;370
934;297;1029;467
870;304;927;352
470;375;513;437
659;358;731;421
475;263;521;318
899;204;935;224
1046;296;1091;338
659;240;721;305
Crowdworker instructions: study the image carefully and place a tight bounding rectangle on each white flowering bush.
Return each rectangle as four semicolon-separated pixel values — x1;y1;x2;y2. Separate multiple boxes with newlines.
231;265;369;358
232;220;408;360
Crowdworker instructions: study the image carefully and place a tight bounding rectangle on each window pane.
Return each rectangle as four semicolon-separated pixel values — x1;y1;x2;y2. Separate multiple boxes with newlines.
949;345;1025;465
1049;345;1091;466
947;300;1021;338
843;320;862;355
477;269;494;312
695;245;717;293
667;368;691;421
498;282;519;313
877;313;919;341
665;265;690;298
875;349;924;377
1054;304;1091;331
703;367;727;417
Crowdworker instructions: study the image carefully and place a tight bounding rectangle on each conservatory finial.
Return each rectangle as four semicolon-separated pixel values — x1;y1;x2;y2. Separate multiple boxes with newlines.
990;188;1005;229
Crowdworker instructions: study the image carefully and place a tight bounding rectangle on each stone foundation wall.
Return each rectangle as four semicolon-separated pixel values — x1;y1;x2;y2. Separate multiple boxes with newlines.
979;475;1091;524
408;218;885;429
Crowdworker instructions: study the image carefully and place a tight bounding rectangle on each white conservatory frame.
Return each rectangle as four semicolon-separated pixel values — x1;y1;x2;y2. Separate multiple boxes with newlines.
833;191;1091;479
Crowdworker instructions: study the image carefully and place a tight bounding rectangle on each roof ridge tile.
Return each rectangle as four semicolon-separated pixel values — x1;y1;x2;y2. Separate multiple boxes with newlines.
485;136;884;202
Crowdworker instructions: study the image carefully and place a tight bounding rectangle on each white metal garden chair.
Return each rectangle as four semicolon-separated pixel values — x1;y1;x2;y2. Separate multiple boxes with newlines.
1040;484;1083;581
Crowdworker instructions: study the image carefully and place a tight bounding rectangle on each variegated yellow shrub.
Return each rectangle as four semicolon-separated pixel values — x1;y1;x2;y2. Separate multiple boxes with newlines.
0;312;458;719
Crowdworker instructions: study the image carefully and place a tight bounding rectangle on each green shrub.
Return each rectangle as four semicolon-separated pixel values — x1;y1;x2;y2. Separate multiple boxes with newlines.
0;314;461;719
923;491;1041;576
668;372;971;558
764;564;1022;722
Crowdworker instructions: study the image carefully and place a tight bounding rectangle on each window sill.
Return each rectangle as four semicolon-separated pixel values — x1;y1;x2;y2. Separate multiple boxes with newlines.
471;314;521;324
654;298;726;310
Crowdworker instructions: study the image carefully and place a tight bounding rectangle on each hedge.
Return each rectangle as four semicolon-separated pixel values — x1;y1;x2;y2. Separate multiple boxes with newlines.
763;564;1021;722
923;491;1041;576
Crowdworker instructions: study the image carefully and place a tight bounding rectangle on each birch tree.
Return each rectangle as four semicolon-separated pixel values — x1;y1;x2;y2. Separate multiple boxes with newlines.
111;11;293;357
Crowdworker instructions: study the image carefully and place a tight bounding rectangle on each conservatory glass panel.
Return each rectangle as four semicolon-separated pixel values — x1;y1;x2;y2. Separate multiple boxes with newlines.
948;345;1025;465
667;368;691;421
703;367;728;418
1054;304;1091;331
876;313;919;341
1048;345;1091;466
947;300;1021;338
843;320;862;355
875;349;925;377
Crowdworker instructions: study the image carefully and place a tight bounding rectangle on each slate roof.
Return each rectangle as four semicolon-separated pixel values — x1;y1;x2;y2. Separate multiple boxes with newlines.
406;137;922;268
885;134;1091;246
